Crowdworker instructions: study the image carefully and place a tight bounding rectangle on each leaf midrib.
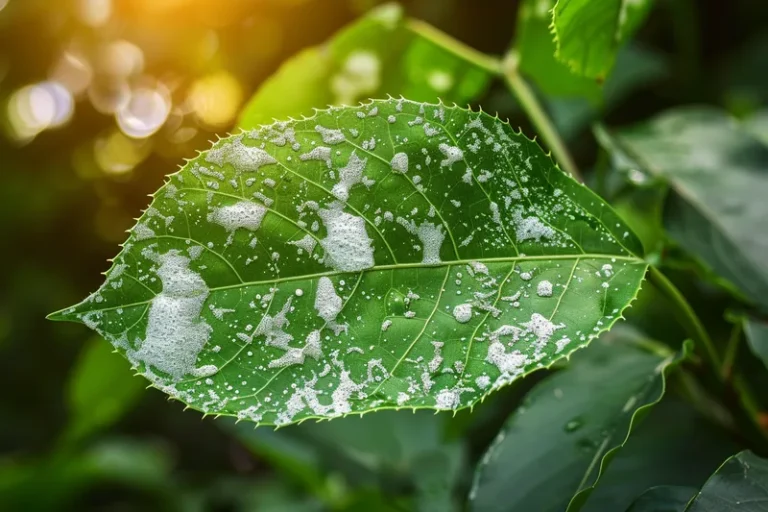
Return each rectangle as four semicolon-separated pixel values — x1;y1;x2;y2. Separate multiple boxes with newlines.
52;253;646;319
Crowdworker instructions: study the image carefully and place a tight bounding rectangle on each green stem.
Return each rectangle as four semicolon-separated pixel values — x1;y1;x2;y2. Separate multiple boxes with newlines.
502;50;582;181
647;266;722;370
405;19;502;75
648;267;768;441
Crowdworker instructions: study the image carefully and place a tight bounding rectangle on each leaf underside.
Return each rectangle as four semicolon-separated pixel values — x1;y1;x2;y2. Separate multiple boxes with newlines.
50;99;647;427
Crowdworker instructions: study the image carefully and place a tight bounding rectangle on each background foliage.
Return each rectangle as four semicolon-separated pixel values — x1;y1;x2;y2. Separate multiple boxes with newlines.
2;0;768;510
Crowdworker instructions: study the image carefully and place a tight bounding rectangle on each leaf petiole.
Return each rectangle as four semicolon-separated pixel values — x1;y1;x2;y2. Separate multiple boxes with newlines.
501;50;582;181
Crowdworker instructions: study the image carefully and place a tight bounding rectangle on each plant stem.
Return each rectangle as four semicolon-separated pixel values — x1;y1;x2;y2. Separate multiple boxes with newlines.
648;267;767;440
502;50;582;181
647;267;722;369
405;19;502;75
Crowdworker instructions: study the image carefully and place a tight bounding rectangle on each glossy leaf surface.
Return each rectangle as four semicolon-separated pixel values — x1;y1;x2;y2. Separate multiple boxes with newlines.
50;99;647;427
609;108;768;311
470;329;688;512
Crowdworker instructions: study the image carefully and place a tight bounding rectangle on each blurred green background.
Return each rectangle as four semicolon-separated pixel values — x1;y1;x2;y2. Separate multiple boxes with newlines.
1;0;767;510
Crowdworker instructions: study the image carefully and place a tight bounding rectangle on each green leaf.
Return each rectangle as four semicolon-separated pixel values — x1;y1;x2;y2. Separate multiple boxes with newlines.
687;451;768;511
231;410;464;511
64;336;146;442
49;98;647;427
609;108;768;312
744;110;768;146
553;0;654;79
238;3;496;129
469;328;689;512
627;486;697;512
581;396;741;511
514;0;601;102
744;316;768;372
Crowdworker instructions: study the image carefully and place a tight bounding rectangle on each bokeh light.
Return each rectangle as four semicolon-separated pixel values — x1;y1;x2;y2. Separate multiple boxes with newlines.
49;50;93;96
187;71;243;128
115;84;171;139
94;129;153;175
77;0;111;27
7;82;74;141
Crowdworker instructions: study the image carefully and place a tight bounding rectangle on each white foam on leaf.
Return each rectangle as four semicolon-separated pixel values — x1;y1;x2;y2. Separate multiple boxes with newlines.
208;201;267;232
130;250;212;380
318;203;375;272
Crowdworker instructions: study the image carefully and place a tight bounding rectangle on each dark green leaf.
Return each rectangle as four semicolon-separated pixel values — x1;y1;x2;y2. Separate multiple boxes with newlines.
469;328;689;512
627;486;696;512
744;316;768;372
687;451;768;511
609;108;768;311
229;409;463;511
239;4;495;129
581;397;741;511
64;336;146;442
50;99;647;427
514;0;601;102
553;0;654;79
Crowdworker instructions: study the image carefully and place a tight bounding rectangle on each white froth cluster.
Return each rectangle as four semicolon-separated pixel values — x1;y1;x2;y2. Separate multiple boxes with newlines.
208;201;267;232
205;138;277;172
131;250;213;380
317;204;375;272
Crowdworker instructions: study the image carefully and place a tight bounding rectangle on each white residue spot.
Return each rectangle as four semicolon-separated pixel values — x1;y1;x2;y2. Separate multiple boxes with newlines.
537;280;553;297
522;313;565;342
130;250;212;380
512;207;555;242
208;201;267;232
438;143;464;167
435;388;460;410
453;303;473;323
315;277;342;323
299;146;332;167
133;223;155;240
315;125;345;145
390;152;409;173
428;341;444;372
331;151;367;201
476;375;491;389
486;342;526;374
318;203;375;272
288;234;317;254
206;138;277;172
417;222;445;265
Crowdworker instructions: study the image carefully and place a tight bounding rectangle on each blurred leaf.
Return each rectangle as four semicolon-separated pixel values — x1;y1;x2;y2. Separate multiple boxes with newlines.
231;410;464;510
626;486;696;512
0;438;174;511
687;451;768;511
514;0;601;102
609;108;768;312
51;99;647;428
550;44;667;140
64;336;146;442
239;4;495;129
744;316;768;372
469;329;689;512
581;397;741;511
744;110;768;146
553;0;654;79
